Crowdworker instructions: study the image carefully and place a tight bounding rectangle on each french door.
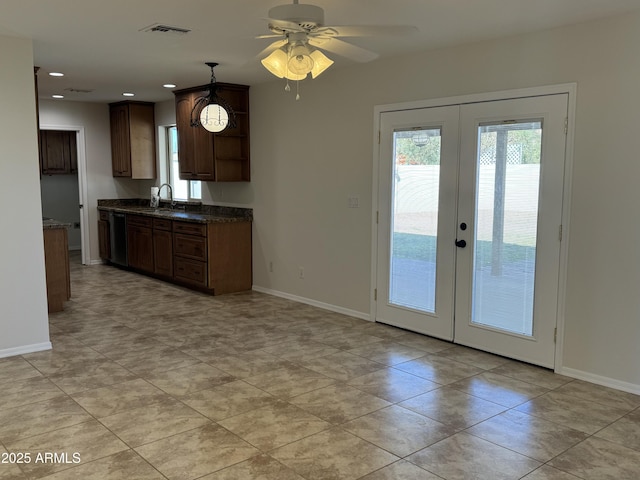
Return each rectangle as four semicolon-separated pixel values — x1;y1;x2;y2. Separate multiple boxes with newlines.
375;94;568;368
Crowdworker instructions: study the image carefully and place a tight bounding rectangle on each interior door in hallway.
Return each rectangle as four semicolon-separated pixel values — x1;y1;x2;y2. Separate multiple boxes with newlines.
375;94;568;368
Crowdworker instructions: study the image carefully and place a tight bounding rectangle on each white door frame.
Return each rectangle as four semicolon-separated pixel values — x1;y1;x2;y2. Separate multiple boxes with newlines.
371;83;577;372
40;125;90;266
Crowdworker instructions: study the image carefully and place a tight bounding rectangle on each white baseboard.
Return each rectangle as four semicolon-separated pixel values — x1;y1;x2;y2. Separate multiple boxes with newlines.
252;285;371;322
559;366;640;395
0;342;52;359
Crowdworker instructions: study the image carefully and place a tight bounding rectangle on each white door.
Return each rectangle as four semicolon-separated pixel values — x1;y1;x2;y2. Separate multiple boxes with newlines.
375;94;568;368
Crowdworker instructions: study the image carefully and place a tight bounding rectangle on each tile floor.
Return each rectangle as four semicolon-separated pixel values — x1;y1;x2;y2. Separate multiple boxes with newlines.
1;254;640;479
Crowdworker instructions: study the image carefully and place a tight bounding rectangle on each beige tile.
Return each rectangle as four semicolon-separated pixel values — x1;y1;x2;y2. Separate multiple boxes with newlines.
394;355;485;385
0;396;92;443
448;371;550;407
347;368;438;403
98;397;210;447
144;362;235;397
489;361;573;389
114;346;201;375
47;361;137;395
346;340;428;366
206;351;292;379
409;432;541;479
0;445;26;479
359;460;442;480
299;351;385;382
313;330;385;350
181;380;279;421
270;427;399;480
595;408;640;451
343;405;453;457
467;410;589;461
71;378;170;417
22;347;109;376
1;375;64;409
290;383;390;424
399;386;507;429
515;391;629;434
521;465;583;479
5;420;128;478
554;380;640;411
548;437;640;479
37;450;166;480
393;332;454;353
260;340;341;363
0;356;42;382
200;454;305;480
219;401;330;450
135;423;260;480
436;345;510;370
244;364;335;399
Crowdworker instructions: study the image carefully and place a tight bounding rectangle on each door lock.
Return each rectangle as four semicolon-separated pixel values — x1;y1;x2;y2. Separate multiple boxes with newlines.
455;239;467;248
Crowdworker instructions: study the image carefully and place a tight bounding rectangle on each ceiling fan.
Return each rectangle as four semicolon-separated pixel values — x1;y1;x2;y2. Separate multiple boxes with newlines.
257;0;416;85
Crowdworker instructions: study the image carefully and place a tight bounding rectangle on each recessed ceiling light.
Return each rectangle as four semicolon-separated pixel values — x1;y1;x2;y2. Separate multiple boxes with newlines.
122;92;135;97
52;94;64;99
49;72;64;77
163;83;176;88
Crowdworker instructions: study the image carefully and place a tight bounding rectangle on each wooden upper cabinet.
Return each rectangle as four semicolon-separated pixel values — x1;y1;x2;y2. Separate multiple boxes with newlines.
40;130;77;175
109;101;157;179
173;83;250;182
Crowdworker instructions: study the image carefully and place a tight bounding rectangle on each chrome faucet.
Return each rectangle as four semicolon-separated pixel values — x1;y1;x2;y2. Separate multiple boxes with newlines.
157;183;176;209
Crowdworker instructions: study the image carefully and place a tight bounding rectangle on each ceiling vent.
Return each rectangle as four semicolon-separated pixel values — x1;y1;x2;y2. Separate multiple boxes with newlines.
141;23;191;35
64;88;94;93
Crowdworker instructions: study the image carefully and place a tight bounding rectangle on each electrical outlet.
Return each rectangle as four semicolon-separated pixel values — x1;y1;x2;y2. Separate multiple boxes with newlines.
298;266;304;279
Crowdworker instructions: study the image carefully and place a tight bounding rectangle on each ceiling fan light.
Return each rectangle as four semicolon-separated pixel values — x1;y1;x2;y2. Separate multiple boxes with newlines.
287;44;314;75
309;50;333;78
261;48;289;78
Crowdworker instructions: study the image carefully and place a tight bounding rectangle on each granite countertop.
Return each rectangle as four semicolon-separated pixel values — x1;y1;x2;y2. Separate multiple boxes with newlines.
43;218;72;229
97;199;252;224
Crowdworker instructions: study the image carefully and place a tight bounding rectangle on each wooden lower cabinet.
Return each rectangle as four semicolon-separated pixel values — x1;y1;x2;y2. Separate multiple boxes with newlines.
98;211;111;260
153;218;173;278
43;227;70;313
104;211;251;294
127;215;154;273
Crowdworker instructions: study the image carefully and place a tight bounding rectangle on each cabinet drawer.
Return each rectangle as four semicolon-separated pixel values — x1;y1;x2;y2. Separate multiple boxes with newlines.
153;218;172;231
173;221;206;237
174;233;207;261
127;214;153;228
174;257;207;286
99;210;110;221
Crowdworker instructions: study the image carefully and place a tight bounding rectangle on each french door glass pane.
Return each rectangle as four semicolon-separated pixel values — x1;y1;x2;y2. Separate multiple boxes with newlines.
389;128;441;313
472;121;542;335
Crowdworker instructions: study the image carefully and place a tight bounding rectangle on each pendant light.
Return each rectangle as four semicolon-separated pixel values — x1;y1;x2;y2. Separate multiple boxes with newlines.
190;62;236;133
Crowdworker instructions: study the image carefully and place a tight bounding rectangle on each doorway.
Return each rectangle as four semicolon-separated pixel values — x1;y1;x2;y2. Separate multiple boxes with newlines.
373;90;571;368
39;126;90;265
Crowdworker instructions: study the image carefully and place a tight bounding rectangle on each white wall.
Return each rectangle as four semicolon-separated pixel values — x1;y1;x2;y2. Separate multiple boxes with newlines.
247;12;640;390
0;35;50;356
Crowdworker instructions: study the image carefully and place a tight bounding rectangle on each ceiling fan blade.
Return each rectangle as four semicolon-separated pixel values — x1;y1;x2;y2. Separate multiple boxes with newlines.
316;25;418;37
255;39;287;59
264;17;306;33
255;33;284;39
309;37;379;63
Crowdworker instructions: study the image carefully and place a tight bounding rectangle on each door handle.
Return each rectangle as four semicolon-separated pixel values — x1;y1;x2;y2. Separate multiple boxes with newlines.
455;239;467;248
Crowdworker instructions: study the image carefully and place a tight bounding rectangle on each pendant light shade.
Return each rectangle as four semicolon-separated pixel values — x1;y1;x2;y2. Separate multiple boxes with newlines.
190;62;236;132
